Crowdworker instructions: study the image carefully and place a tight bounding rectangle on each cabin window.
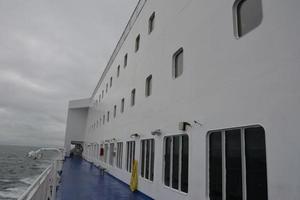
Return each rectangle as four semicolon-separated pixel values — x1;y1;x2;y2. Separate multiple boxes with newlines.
145;75;152;97
110;77;113;88
106;83;108;93
140;139;155;181
124;54;128;68
107;111;110;122
102;90;104;99
135;35;140;52
116;142;123;169
114;105;117;118
233;0;263;38
109;143;115;166
208;126;268;200
148;12;155;34
121;98;125;113
103;115;105;125
173;48;184;79
131;89;136;106
117;65;120;77
164;135;189;193
104;144;109;163
126;141;135;172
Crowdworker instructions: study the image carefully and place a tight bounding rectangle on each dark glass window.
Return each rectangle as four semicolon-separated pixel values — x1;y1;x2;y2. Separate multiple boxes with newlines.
208;126;268;200
141;139;155;181
173;48;184;78
164;135;189;193
107;111;110;122
124;54;128;68
135;35;140;52
110;77;113;87
164;137;171;186
131;89;136;106
113;105;117;118
245;127;268;200
121;98;125;113
149;12;155;34
225;130;242;200
126;141;135;172
234;0;263;38
116;142;123;169
145;75;152;97
209;132;222;200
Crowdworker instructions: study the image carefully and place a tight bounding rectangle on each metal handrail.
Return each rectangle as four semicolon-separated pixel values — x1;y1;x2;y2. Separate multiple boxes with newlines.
18;164;53;200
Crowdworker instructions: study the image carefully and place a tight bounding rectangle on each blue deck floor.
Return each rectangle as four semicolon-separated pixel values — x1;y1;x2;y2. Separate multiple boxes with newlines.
56;157;153;200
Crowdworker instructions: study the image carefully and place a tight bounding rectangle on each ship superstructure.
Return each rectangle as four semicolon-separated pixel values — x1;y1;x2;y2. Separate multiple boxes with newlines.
64;0;300;199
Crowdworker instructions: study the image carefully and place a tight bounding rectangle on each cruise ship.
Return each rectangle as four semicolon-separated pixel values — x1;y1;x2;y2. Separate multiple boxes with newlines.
19;0;300;199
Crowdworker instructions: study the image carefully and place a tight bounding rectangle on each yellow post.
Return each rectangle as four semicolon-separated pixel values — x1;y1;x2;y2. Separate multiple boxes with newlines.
130;160;138;192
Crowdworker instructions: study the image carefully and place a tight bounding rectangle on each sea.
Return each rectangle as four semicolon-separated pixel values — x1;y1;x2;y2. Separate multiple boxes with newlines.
0;145;53;200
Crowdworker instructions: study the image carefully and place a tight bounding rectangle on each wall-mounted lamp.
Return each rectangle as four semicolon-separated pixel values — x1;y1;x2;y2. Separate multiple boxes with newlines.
151;129;162;136
179;122;192;131
110;138;116;142
130;133;140;139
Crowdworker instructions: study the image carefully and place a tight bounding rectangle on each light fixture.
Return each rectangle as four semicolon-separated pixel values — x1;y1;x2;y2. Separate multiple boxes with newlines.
130;133;140;139
151;129;162;136
179;122;192;131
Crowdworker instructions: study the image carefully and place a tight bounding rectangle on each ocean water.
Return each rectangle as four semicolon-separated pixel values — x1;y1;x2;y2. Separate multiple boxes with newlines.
0;145;52;200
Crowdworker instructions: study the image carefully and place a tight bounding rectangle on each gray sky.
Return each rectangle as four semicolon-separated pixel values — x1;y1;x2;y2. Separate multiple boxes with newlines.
0;0;138;147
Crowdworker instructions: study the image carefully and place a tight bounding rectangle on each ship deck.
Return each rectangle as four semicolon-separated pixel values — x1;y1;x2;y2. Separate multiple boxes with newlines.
56;157;153;200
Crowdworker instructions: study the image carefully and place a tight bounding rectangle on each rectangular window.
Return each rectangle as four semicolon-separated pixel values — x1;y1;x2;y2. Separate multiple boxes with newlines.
124;54;128;68
126;141;135;172
145;75;152;97
148;12;155;34
164;135;189;193
233;0;263;38
109;143;114;166
116;142;123;169
104;144;109;163
103;115;105;125
135;34;140;52
110;77;113;88
121;98;125;113
102;90;104;99
107;111;110;122
173;48;184;78
114;105;117;118
106;83;108;93
208;126;268;200
117;65;120;77
140;139;155;181
131;89;136;106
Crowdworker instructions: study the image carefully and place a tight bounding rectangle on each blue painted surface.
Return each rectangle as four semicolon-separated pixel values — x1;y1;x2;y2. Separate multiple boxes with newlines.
56;157;153;200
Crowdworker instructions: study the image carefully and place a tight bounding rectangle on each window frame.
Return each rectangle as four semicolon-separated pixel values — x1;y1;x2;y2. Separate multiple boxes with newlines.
135;34;140;52
207;125;268;200
163;134;189;193
145;75;152;97
124;54;128;68
148;12;155;34
140;138;155;181
116;142;123;169
126;141;136;173
131;89;136;107
172;48;184;79
121;98;125;113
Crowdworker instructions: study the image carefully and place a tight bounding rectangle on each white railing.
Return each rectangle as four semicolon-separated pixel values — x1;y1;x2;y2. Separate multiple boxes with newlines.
18;149;64;200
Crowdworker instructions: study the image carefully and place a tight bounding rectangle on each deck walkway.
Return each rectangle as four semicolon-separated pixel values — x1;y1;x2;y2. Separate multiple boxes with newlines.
56;157;153;200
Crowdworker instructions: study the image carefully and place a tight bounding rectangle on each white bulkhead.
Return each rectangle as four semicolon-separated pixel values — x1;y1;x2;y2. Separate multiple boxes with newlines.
65;0;300;199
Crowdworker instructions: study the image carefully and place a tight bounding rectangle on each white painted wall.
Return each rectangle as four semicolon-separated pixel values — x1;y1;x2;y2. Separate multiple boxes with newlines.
64;99;90;156
67;0;300;199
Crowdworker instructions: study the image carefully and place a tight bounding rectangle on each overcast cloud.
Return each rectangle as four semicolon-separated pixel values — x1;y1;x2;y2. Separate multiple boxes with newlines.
0;0;138;147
